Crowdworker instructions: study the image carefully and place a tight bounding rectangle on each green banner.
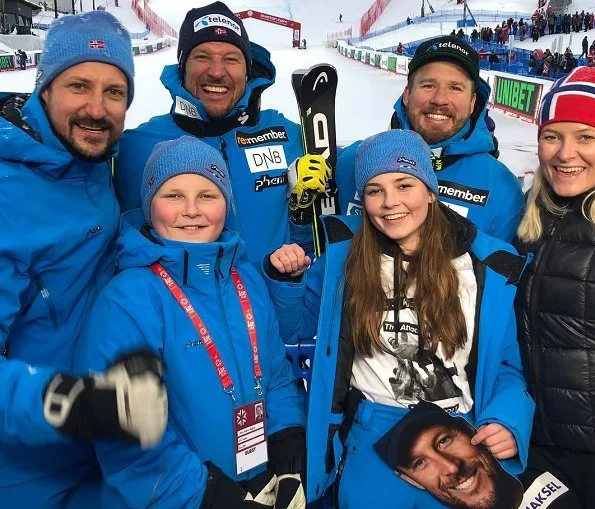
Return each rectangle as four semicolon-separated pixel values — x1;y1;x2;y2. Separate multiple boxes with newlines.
365;52;370;64
0;55;14;70
157;41;163;50
34;53;41;65
387;56;397;72
350;49;355;58
132;46;140;55
146;44;153;53
375;54;381;67
493;75;542;119
357;50;362;60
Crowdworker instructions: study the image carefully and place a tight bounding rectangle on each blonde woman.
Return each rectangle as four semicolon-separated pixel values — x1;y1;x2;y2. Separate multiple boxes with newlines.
515;66;595;508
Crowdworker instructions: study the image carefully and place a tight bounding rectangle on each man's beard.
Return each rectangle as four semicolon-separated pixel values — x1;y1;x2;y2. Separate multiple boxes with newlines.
54;115;116;163
407;107;469;145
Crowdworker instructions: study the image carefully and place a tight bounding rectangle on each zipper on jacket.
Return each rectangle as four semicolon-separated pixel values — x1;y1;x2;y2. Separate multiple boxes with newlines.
220;137;230;167
215;246;246;403
219;136;243;237
34;276;60;330
527;213;567;437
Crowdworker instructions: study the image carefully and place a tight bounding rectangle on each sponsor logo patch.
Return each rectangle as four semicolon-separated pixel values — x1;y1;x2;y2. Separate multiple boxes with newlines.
520;472;569;509
438;180;489;206
254;172;288;192
236;127;289;147
238;111;249;124
194;14;242;36
244;145;287;173
174;96;201;119
346;202;362;215
396;156;416;166
427;41;469;56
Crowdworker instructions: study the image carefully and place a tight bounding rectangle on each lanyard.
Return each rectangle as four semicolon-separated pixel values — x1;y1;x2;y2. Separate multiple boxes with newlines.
150;263;263;402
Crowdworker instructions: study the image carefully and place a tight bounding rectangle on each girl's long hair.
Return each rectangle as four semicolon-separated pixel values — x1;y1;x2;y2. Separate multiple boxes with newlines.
518;169;595;243
344;200;467;359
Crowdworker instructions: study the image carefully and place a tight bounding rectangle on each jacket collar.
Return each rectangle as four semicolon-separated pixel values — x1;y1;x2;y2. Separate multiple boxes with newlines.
117;209;243;288
161;42;277;137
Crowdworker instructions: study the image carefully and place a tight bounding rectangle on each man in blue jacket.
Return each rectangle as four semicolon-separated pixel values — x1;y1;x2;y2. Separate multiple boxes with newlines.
0;11;167;509
115;1;329;265
337;36;523;242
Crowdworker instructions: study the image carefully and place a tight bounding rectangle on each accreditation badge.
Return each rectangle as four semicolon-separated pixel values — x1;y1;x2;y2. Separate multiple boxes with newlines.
234;399;268;474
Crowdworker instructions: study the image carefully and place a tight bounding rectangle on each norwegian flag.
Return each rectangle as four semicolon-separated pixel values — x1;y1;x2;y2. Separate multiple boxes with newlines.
214;28;227;36
88;40;106;49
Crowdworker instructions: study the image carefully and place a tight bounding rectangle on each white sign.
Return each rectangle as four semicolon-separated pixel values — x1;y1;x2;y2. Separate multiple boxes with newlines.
244;145;288;173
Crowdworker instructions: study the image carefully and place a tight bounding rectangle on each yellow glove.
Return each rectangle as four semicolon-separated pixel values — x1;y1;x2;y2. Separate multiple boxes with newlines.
287;154;332;210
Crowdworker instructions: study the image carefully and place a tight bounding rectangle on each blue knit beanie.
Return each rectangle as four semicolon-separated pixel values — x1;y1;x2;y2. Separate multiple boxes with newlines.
35;11;134;106
142;136;232;224
355;130;438;195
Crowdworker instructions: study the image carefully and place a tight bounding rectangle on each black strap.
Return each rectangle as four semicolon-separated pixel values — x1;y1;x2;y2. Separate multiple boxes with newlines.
431;153;465;172
338;388;365;445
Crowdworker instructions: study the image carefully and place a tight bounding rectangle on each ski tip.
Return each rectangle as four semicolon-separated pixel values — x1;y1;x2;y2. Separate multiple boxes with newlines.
306;63;337;72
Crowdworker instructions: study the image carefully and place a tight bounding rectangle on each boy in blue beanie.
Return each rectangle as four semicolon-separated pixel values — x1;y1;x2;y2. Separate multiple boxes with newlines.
0;10;167;509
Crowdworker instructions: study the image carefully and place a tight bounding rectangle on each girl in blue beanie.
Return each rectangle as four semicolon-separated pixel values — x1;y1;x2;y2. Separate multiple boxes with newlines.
265;129;534;508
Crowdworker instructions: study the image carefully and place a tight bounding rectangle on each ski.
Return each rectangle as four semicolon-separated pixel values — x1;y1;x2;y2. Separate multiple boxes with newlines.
292;63;339;256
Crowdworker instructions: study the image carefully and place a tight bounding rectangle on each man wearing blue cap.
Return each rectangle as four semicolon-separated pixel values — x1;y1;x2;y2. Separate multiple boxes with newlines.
0;11;167;509
114;1;330;267
336;35;523;243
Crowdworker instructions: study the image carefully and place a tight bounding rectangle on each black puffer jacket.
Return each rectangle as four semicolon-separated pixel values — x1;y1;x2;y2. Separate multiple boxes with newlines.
514;193;595;453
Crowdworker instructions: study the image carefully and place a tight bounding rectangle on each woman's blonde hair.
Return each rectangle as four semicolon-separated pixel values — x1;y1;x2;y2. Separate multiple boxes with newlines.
517;169;595;243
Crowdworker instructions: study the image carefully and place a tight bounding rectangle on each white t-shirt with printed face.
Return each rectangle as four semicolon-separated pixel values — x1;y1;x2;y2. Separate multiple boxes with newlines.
350;253;477;413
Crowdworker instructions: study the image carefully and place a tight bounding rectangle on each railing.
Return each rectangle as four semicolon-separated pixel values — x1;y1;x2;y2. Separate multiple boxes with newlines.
360;0;391;37
327;27;353;40
130;0;178;39
357;8;533;43
374;33;587;83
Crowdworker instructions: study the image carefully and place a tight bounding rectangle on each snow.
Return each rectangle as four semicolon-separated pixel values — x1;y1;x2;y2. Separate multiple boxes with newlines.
147;0;373;42
33;0;158;41
7;0;572;177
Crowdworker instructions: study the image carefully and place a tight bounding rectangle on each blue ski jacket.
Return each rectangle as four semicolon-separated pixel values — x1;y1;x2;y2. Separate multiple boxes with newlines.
0;93;118;502
335;78;523;242
265;212;535;502
76;209;306;508
115;43;310;266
